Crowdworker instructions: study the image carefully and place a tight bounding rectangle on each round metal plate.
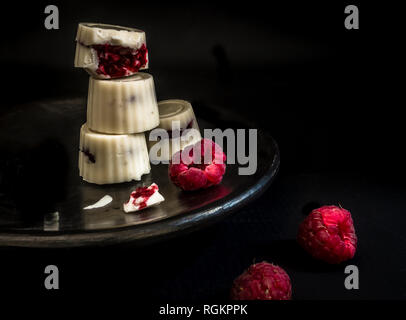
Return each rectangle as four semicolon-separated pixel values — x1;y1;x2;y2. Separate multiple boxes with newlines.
0;98;279;247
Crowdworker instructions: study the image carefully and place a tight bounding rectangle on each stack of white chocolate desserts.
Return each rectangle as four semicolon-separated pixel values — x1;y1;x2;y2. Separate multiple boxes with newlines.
74;23;201;185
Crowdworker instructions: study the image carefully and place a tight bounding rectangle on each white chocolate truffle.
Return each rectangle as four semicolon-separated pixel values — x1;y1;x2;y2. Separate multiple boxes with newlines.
79;124;151;184
148;99;202;162
74;23;148;79
87;73;160;134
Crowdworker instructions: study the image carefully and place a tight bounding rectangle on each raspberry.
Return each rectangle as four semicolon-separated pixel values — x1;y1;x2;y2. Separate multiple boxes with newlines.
230;262;292;300
297;205;357;264
168;139;226;191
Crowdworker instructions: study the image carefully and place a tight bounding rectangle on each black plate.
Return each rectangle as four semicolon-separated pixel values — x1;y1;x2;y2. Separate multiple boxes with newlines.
0;98;279;247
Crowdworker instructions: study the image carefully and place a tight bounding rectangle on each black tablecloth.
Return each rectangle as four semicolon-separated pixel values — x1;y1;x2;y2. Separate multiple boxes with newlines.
1;169;405;300
0;1;405;301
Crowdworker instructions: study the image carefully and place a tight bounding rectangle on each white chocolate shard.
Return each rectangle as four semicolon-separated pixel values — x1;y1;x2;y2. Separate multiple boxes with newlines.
87;73;160;134
148;99;202;162
83;195;113;210
79;124;151;185
123;183;165;213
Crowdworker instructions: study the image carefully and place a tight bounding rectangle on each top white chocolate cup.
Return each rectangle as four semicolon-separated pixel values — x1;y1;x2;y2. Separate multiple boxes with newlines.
74;22;148;79
87;73;160;134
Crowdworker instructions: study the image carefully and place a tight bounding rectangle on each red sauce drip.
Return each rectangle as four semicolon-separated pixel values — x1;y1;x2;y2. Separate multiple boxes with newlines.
130;184;158;210
92;43;148;78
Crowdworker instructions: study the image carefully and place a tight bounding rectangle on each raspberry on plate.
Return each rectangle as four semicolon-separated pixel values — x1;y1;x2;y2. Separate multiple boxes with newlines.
297;205;357;264
168;139;226;191
230;261;292;300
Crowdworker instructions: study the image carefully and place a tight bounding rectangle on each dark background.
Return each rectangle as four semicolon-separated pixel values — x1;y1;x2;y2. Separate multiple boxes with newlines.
1;0;405;304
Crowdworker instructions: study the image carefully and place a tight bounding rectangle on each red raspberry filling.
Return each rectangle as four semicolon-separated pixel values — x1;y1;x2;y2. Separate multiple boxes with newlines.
169;139;226;191
92;43;148;78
